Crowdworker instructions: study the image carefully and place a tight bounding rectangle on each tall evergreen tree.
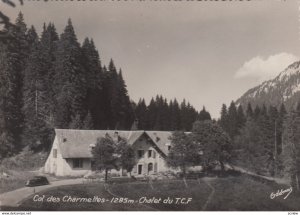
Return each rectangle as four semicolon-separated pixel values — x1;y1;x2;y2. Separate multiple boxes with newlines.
53;19;87;128
0;13;28;156
219;104;228;131
281;105;300;190
253;105;261;120
198;106;212;121
135;99;147;130
81;38;104;129
22;29;54;150
246;102;253;119
117;69;134;129
147;98;157;130
236;105;246;132
227;101;238;139
40;22;59;126
169;99;181;130
277;103;287;155
235;118;271;175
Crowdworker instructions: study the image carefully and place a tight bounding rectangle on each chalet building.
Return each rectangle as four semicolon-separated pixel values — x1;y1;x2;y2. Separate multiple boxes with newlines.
44;129;175;177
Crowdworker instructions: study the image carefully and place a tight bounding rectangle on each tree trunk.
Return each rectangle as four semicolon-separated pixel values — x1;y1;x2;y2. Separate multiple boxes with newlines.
181;165;186;177
105;168;108;182
220;160;225;172
296;173;300;191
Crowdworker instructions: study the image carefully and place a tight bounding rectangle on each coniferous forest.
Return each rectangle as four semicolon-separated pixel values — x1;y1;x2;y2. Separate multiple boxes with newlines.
219;101;300;188
0;14;208;158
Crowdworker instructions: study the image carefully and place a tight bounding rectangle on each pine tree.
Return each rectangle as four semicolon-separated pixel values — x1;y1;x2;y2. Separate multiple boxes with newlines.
253;105;261;120
0;42;16;158
227;101;238;139
236;105;246;132
81;38;104;129
135;99;147;130
22;29;53;150
277;103;287;154
246;102;253;119
198;106;211;121
40;23;59;126
180;99;198;131
257;104;275;175
82;111;94;129
53;19;87;128
219;104;228;131
69;114;82;129
0;13;28;156
235;118;271;175
117;69;134;129
281;105;300;190
169;99;181;130
147;98;157;130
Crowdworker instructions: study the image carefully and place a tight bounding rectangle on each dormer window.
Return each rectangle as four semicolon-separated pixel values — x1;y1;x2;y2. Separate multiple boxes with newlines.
166;142;171;151
89;143;95;150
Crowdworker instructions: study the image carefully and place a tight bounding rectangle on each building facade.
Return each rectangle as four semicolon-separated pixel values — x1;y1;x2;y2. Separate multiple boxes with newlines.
44;129;174;177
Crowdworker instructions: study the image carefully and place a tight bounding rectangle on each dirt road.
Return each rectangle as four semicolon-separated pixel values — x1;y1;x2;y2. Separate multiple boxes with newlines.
0;178;85;208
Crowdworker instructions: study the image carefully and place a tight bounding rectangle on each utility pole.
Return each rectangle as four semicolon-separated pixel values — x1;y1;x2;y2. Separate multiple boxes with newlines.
274;120;277;159
35;81;38;117
274;120;277;176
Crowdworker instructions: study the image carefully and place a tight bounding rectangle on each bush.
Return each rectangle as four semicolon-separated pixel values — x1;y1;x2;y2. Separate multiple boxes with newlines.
0;148;47;172
0;148;48;193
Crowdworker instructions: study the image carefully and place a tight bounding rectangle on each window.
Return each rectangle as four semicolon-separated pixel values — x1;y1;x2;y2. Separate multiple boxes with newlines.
73;159;83;168
148;150;152;158
137;150;144;158
53;149;57;158
166;142;171;151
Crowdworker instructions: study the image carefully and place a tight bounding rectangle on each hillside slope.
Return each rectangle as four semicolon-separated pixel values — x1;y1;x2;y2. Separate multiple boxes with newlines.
236;61;300;109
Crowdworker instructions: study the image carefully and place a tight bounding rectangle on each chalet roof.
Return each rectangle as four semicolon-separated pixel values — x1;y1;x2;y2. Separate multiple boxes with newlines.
54;129;173;159
145;131;173;155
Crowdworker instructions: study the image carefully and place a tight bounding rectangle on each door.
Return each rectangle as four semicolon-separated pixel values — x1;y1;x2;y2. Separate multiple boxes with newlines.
138;164;143;175
148;163;153;174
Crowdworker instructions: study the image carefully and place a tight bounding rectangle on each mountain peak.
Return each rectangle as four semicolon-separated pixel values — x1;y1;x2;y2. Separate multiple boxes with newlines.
236;60;300;110
277;60;300;82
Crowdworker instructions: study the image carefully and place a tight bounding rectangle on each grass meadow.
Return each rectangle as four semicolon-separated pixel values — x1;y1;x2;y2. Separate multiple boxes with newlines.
3;174;300;211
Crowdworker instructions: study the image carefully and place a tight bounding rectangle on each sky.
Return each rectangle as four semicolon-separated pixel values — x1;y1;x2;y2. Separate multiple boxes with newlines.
3;0;300;118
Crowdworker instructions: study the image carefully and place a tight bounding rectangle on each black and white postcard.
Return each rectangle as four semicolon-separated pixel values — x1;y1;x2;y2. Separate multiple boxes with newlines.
1;0;300;212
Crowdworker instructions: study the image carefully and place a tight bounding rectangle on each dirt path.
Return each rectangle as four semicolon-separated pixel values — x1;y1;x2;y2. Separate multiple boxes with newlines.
201;177;216;211
0;178;84;208
227;164;289;185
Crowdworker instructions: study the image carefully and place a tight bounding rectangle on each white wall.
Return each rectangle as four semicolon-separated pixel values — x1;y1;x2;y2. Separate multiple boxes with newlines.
44;136;92;177
131;135;169;175
44;133;172;177
44;136;59;175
